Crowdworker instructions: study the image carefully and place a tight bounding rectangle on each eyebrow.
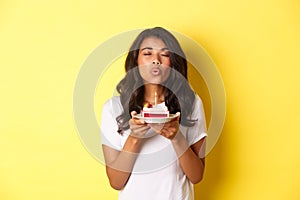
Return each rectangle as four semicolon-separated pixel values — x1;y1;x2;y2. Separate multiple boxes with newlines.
140;47;169;51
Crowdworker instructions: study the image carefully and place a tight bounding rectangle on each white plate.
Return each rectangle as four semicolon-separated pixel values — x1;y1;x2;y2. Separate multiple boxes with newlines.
133;114;178;124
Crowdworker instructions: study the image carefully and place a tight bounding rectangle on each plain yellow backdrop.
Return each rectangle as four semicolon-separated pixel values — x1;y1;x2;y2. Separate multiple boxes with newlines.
1;0;300;199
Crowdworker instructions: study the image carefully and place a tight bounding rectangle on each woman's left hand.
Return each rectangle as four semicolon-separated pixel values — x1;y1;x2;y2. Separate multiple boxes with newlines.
149;112;180;140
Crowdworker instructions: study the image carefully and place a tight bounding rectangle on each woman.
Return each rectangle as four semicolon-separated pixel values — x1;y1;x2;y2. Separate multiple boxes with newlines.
100;27;207;200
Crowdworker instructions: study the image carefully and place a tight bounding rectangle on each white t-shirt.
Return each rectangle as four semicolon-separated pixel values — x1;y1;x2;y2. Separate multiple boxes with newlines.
100;95;207;200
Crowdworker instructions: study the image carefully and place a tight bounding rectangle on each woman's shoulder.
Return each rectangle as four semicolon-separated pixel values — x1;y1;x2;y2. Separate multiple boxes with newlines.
102;96;123;113
193;94;204;107
103;96;121;106
189;94;205;118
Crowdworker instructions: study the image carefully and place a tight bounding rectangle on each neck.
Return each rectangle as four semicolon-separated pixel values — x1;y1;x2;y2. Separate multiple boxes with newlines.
143;84;164;105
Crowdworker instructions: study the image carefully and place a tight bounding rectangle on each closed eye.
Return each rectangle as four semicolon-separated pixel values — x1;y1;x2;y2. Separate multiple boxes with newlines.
161;49;170;57
141;48;152;56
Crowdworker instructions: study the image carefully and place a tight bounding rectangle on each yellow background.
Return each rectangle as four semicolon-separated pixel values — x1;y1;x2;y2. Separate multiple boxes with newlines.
1;0;300;199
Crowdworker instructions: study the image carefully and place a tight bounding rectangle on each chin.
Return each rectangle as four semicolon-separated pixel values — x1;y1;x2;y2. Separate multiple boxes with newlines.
144;80;164;85
144;77;168;85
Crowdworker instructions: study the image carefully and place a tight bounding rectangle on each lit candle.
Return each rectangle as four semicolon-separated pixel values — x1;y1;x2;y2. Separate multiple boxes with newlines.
154;92;157;106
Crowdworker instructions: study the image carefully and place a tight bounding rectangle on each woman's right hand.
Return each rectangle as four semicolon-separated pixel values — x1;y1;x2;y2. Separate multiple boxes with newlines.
129;111;150;138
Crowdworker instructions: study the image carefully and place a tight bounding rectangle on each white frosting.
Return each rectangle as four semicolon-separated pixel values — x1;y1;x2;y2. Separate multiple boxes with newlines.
143;103;168;112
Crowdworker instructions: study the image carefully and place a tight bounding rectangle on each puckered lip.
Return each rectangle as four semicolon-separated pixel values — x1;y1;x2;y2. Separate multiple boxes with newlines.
151;67;161;76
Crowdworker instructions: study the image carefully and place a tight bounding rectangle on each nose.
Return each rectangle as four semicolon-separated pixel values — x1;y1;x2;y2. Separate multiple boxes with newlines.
152;55;161;65
152;60;160;65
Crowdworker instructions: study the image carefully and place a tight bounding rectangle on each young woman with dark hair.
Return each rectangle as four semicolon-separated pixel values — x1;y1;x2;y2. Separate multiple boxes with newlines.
100;27;207;200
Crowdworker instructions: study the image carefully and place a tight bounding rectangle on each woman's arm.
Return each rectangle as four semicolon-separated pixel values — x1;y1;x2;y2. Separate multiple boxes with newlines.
171;132;206;184
102;111;149;190
149;113;206;184
102;135;144;190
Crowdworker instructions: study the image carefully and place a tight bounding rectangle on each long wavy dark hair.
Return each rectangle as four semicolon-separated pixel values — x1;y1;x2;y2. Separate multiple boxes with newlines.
116;27;196;134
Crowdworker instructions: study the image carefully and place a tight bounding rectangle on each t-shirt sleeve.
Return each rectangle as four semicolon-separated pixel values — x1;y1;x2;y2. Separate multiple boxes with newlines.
185;95;208;146
100;98;122;151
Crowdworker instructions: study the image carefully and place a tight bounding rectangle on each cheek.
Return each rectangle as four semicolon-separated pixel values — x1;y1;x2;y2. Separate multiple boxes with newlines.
137;56;149;66
167;61;171;67
137;57;142;66
162;67;171;81
162;58;171;67
137;55;143;66
138;66;149;79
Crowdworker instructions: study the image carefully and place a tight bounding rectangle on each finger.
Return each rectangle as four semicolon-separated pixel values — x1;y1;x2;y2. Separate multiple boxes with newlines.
160;129;176;140
130;111;147;125
131;110;144;121
149;123;164;128
160;121;176;130
130;123;149;130
132;118;146;125
131;126;151;137
159;128;169;138
134;125;150;133
149;123;164;132
129;121;148;131
131;111;139;121
175;112;180;119
130;118;146;125
131;111;137;117
130;111;139;121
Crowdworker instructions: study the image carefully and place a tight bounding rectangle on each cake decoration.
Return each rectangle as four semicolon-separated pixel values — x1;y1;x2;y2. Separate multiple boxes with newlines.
141;92;169;118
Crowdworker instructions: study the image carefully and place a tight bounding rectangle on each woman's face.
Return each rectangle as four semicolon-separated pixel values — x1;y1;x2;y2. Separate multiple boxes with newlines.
137;37;171;84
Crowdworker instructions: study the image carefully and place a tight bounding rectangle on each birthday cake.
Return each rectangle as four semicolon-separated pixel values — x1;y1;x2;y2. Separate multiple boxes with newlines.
141;102;169;118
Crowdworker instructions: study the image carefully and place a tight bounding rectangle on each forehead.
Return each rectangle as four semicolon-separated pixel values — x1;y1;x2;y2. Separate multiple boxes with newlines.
139;37;168;50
